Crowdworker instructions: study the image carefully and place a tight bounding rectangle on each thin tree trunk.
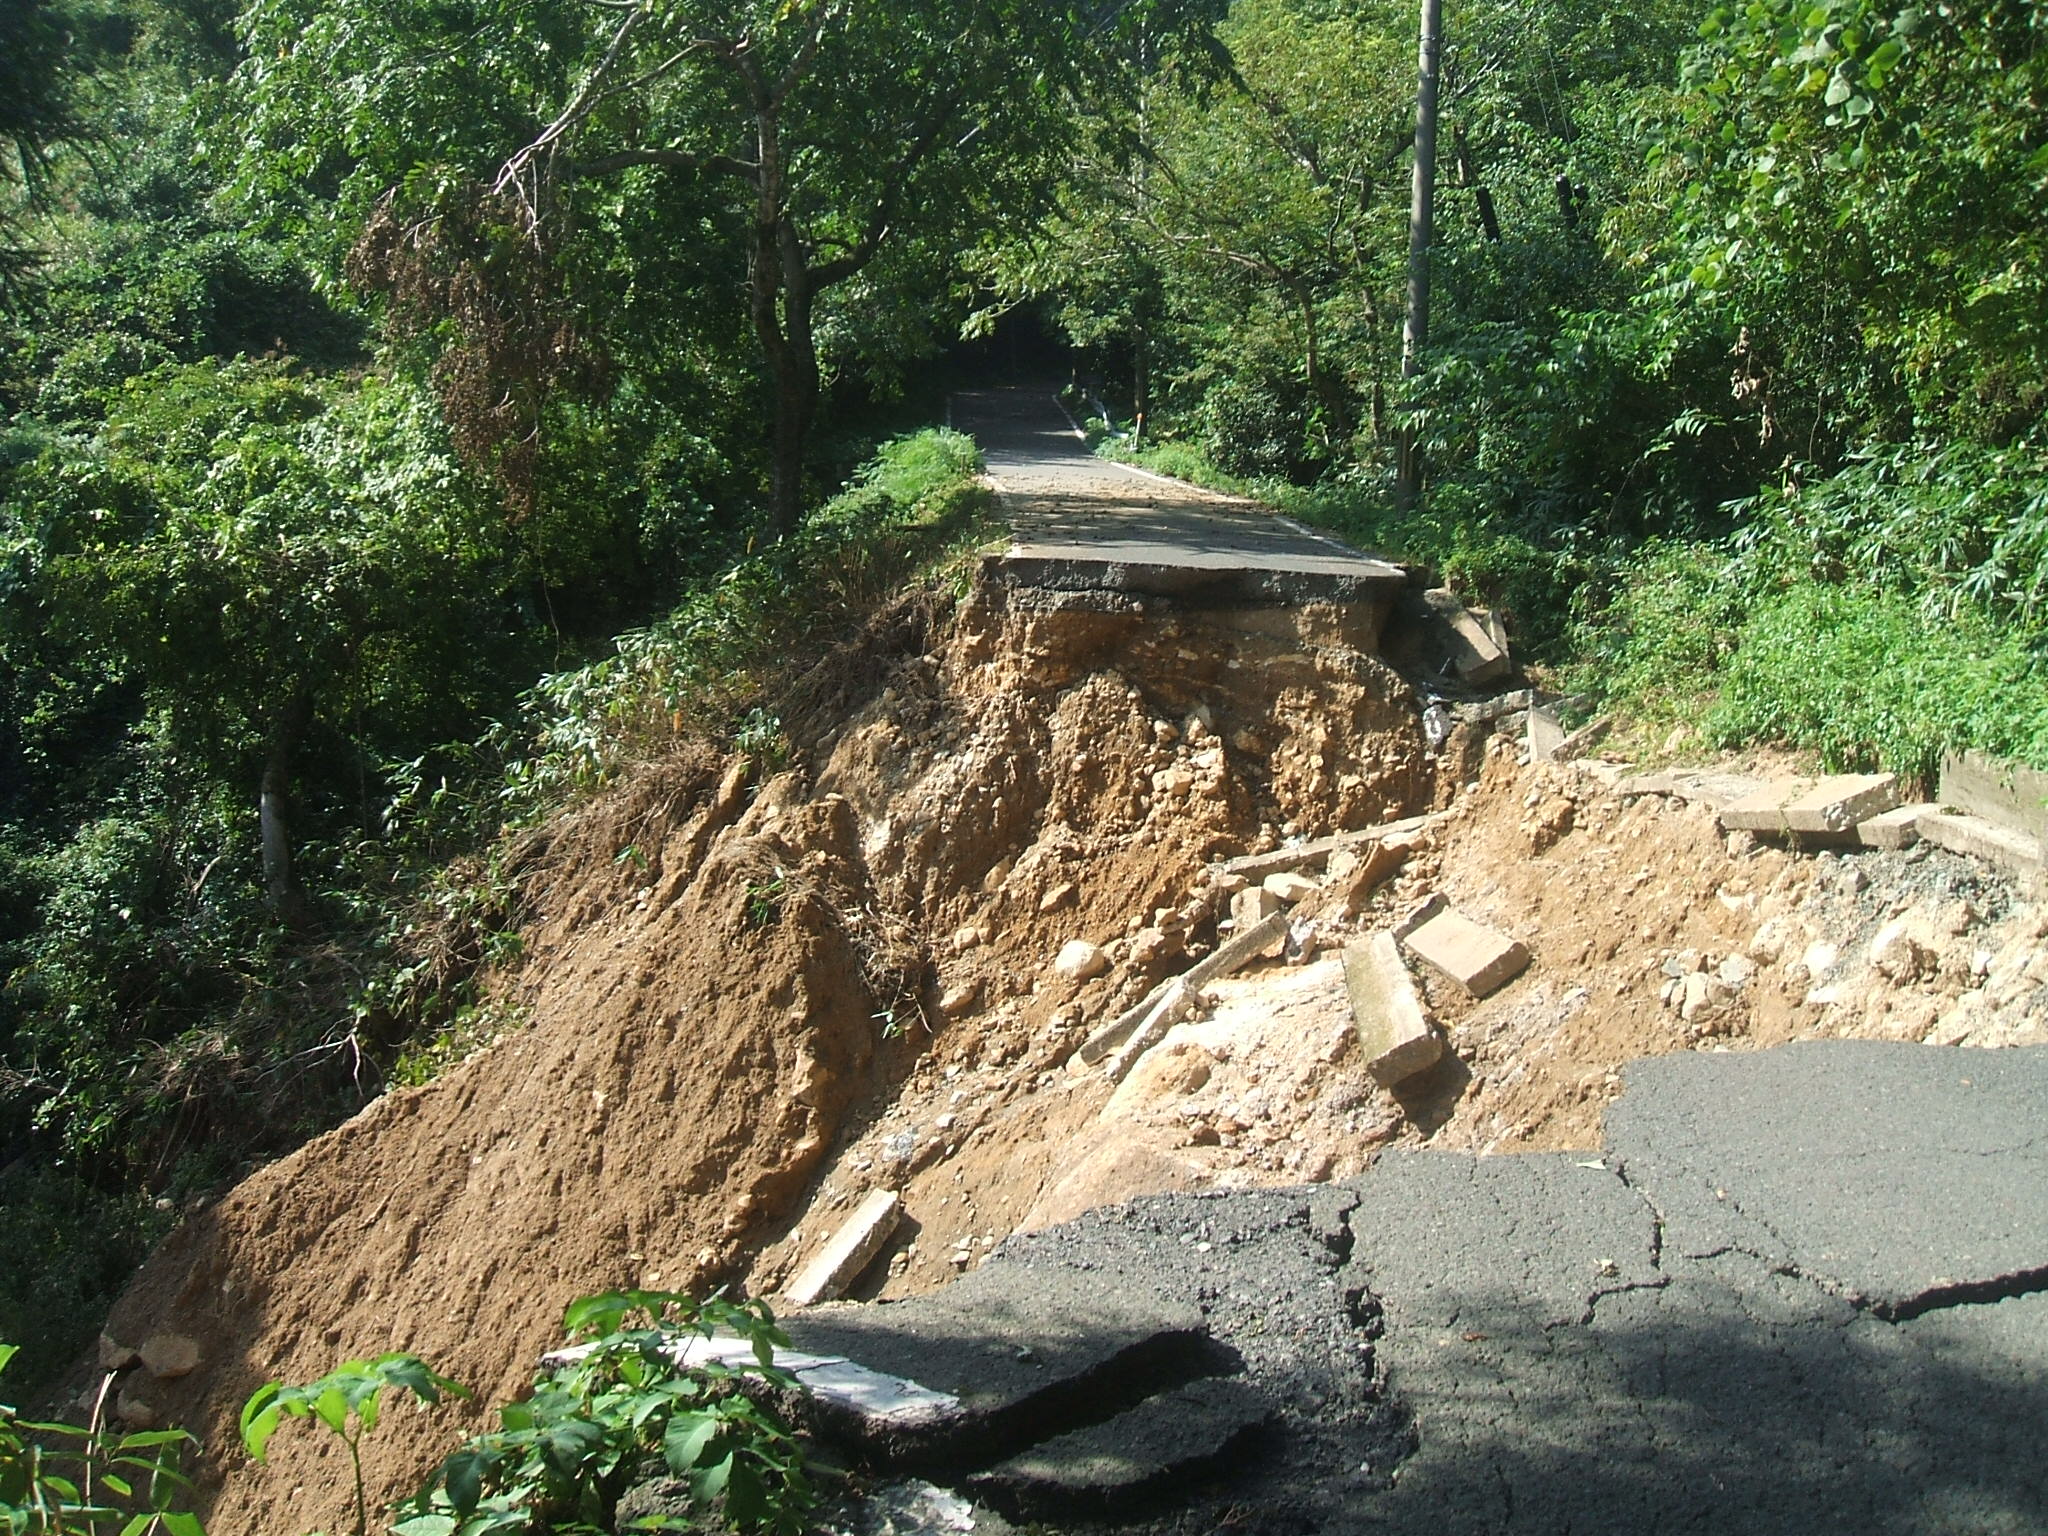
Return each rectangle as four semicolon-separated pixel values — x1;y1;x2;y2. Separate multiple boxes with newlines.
1396;0;1444;514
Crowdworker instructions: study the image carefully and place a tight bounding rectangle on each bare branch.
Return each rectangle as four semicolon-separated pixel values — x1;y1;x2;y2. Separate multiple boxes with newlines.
569;147;758;182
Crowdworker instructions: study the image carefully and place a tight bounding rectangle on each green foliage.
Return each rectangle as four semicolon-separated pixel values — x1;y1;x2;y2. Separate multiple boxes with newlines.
1;1341;205;1535
0;1170;172;1402
512;429;990;800
241;1354;469;1536
396;1291;811;1536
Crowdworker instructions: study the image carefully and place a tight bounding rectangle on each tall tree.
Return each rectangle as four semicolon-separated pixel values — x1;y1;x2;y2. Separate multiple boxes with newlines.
235;0;1223;536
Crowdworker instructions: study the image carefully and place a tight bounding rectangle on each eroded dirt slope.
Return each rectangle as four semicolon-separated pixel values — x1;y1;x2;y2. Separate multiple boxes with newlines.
88;579;1429;1533
83;571;2048;1533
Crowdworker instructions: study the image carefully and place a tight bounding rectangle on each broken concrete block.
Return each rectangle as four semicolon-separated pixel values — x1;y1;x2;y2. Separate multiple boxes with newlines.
138;1334;200;1381
1553;716;1611;763
1421;588;1510;685
1261;871;1319;905
1401;906;1531;997
1332;839;1408;918
1527;704;1567;763
1071;913;1288;1068
1781;774;1906;834
1103;979;1203;1084
1053;940;1108;982
1230;886;1282;929
1721;775;1905;837
1857;802;1934;850
784;1189;903;1308
1915;807;2045;880
1341;932;1443;1086
1391;893;1446;941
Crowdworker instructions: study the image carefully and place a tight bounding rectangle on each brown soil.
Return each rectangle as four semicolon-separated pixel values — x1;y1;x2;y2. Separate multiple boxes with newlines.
81;579;2048;1535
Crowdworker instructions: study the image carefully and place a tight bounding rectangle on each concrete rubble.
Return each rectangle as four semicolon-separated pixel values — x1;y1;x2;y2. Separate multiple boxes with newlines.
785;1189;906;1307
1340;931;1443;1085
1400;903;1531;998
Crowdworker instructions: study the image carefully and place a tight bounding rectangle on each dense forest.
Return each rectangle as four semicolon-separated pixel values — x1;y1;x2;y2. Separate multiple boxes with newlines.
1;0;2043;1396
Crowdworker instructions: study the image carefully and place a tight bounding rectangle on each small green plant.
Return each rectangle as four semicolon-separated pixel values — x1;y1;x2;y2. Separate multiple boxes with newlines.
1;1343;204;1535
728;710;788;771
240;1354;470;1536
394;1290;812;1536
741;872;788;930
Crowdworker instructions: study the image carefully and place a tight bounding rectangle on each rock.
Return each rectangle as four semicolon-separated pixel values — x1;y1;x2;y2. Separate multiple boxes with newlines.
1678;972;1730;1023
1053;940;1109;982
1869;921;1933;984
1230;886;1283;930
97;1334;139;1372
784;1189;904;1308
1260;872;1319;905
1039;883;1077;914
1341;932;1444;1086
938;979;982;1018
114;1390;159;1430
1401;905;1532;998
1129;927;1181;968
138;1333;200;1380
1802;941;1840;978
1717;953;1757;987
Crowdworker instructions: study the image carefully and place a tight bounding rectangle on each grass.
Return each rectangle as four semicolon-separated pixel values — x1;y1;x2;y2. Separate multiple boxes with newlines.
1097;432;2048;783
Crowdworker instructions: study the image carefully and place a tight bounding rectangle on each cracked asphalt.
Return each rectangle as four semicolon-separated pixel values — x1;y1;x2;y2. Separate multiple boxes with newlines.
869;1040;2048;1535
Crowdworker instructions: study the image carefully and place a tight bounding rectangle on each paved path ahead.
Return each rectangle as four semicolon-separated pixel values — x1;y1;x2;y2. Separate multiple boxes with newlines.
955;387;1405;606
776;1041;2048;1535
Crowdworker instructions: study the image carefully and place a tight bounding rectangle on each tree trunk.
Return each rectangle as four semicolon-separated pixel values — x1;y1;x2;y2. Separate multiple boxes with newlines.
1396;0;1444;514
748;97;818;542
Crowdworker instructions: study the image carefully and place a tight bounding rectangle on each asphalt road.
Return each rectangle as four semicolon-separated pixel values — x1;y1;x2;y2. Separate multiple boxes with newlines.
772;1041;2048;1535
955;387;1405;608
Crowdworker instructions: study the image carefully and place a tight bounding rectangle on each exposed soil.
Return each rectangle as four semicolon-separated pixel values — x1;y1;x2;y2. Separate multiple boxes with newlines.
78;573;2048;1535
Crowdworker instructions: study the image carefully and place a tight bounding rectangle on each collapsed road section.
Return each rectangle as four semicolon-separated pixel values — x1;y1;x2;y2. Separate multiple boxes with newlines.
635;1041;2048;1536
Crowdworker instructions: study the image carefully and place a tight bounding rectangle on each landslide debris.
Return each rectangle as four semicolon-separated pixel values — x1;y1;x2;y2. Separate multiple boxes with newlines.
73;570;2048;1534
79;576;1426;1534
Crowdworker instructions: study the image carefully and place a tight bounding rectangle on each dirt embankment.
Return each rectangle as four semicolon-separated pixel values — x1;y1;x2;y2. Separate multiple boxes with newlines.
86;580;1430;1533
82;573;2048;1534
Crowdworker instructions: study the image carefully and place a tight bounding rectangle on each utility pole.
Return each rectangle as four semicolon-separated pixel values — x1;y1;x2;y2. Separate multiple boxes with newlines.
1395;0;1443;513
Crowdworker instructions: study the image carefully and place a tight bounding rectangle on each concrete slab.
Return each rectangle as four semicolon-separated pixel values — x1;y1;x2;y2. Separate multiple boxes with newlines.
1940;749;2048;842
778;1261;1216;1471
1915;806;2044;880
785;1189;905;1308
1780;773;1906;834
1721;774;1905;836
1606;1041;2048;1316
1420;589;1511;685
1400;906;1530;997
965;1375;1269;1520
1858;801;1935;849
1340;932;1442;1086
1614;768;1768;809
